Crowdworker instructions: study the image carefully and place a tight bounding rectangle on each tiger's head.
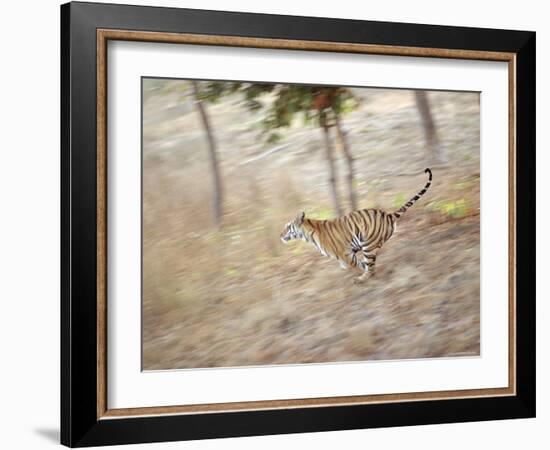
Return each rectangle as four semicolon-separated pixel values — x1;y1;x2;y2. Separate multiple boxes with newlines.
280;211;305;243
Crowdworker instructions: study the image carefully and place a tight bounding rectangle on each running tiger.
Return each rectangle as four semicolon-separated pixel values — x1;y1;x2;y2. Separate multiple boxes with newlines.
280;168;432;282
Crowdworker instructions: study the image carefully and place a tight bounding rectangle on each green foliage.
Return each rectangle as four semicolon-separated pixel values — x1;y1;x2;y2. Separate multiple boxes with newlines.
428;199;470;219
455;177;478;190
191;81;361;145
331;89;360;115
225;268;239;277
266;132;283;145
302;109;314;126
393;193;406;209
242;83;276;100
202;230;224;245
194;81;243;103
308;208;335;220
245;100;263;111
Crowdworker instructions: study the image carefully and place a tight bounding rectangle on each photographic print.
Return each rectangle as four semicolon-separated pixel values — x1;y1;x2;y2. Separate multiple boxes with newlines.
141;78;481;370
62;5;535;444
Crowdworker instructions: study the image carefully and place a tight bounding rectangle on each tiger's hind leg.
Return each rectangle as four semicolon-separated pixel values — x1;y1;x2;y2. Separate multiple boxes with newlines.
347;233;379;284
353;250;378;284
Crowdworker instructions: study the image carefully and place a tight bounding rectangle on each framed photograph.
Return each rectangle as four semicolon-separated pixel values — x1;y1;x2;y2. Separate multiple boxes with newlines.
61;1;535;447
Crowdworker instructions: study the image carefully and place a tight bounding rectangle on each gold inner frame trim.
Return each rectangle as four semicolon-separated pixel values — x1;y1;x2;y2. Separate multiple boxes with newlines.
96;28;517;420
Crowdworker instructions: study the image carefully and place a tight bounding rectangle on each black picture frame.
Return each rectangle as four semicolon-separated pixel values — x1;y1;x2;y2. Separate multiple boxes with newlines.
61;1;535;447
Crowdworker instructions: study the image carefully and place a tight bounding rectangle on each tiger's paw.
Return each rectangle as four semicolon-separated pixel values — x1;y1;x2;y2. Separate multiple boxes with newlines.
353;274;370;284
354;271;375;284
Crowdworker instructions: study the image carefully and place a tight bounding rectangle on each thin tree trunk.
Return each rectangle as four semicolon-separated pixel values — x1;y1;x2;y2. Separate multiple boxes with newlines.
414;91;446;164
334;114;357;212
191;81;223;228
320;113;342;217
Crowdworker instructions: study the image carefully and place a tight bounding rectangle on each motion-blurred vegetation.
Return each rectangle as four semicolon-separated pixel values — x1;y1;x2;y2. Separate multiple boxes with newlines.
142;79;480;369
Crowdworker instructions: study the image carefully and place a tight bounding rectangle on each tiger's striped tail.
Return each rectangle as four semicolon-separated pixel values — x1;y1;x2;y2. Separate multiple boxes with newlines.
393;168;432;219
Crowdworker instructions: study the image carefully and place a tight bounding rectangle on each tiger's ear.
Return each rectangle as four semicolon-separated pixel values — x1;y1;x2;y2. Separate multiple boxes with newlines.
295;211;305;224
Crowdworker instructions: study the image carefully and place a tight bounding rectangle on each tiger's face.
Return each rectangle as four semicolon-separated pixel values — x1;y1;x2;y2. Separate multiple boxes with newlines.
280;211;305;243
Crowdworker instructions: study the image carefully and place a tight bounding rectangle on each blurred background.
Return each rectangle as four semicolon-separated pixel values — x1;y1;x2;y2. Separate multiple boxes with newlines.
142;79;480;370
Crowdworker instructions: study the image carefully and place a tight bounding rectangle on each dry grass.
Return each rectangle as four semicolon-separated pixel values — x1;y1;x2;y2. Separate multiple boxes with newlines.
142;80;480;369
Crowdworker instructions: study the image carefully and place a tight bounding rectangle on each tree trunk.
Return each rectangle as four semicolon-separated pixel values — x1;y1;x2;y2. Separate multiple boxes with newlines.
334;114;357;211
191;81;223;229
320;113;343;217
414;91;446;164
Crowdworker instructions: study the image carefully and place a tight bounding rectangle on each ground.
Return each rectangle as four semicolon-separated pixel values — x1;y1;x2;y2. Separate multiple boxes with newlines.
142;81;480;369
